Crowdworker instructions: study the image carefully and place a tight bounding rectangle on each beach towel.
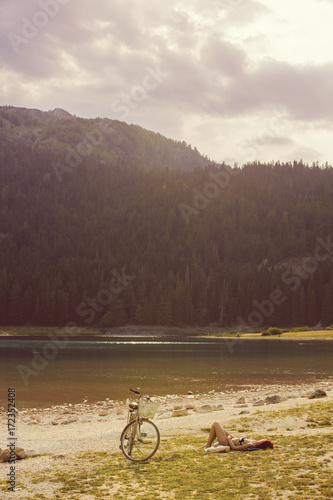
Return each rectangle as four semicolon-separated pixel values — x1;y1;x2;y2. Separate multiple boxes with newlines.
241;440;274;451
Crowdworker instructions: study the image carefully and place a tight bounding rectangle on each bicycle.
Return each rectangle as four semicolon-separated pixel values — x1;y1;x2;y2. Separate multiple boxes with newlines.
120;388;160;462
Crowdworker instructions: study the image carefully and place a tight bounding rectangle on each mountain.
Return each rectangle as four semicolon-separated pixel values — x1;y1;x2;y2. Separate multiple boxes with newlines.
1;106;333;330
0;106;211;174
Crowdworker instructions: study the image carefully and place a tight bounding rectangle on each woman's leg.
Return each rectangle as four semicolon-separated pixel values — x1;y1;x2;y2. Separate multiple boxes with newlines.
205;422;233;447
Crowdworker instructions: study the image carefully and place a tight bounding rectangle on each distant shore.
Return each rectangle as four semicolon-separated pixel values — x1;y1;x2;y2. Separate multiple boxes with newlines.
1;325;333;339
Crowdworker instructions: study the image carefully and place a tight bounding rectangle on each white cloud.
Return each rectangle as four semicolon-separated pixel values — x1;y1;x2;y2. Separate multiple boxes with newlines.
1;0;333;163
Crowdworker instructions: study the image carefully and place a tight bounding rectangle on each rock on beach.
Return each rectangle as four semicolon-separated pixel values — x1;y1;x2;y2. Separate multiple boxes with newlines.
172;409;189;417
0;447;28;462
308;389;327;399
265;395;283;404
197;405;213;413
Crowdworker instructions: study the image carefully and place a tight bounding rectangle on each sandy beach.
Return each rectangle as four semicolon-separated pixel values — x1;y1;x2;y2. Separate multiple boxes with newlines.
0;380;332;499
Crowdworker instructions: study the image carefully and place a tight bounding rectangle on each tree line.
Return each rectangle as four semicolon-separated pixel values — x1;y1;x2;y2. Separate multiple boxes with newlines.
1;141;333;329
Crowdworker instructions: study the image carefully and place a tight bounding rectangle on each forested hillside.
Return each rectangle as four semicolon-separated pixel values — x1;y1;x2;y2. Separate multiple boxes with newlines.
1;108;333;329
0;106;209;172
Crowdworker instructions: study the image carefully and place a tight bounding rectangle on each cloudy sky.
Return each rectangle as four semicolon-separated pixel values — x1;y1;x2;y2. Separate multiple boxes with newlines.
1;0;333;165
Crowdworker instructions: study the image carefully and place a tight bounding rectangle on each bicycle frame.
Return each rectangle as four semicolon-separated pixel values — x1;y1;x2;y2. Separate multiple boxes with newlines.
120;388;160;462
126;391;142;447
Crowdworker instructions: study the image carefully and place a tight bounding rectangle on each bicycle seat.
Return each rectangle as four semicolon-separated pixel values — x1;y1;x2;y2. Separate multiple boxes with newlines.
129;403;138;409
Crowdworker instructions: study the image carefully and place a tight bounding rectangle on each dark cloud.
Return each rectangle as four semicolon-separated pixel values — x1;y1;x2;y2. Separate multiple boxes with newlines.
201;35;247;77
290;147;323;163
246;134;294;150
265;136;294;146
0;0;332;163
226;60;333;120
2;0;332;123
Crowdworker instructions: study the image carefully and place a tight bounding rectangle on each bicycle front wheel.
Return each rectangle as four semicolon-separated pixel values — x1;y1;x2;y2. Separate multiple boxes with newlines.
120;418;160;462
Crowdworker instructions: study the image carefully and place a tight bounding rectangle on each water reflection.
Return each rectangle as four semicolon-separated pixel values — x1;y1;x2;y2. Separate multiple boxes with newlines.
0;338;332;408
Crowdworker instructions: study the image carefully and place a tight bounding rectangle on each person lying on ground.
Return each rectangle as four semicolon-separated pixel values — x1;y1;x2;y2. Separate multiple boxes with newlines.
203;422;274;451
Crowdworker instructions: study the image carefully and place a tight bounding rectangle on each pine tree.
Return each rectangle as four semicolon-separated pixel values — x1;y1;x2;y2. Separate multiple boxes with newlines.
9;280;23;325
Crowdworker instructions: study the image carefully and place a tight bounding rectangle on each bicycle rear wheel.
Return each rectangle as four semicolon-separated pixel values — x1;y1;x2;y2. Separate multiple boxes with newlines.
120;418;160;462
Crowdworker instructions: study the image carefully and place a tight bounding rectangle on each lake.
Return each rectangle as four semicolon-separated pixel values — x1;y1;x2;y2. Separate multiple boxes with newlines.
0;337;332;409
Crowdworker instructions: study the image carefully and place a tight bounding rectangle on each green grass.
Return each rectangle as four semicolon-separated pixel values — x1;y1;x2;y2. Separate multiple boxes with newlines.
24;405;333;500
0;326;102;336
235;330;333;339
230;399;333;431
26;434;333;499
2;400;332;499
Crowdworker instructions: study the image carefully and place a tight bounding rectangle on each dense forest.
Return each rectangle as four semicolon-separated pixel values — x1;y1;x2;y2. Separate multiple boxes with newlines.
1;107;333;329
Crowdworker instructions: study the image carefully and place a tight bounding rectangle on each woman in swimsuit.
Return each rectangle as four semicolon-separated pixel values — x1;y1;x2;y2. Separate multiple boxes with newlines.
204;422;274;451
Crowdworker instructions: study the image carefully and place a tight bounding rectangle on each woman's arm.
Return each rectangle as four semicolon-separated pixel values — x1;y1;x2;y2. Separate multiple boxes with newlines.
226;437;254;451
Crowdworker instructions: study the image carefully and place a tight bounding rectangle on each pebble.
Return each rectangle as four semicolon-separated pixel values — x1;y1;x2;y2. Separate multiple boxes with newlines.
172;409;189;417
185;404;196;410
265;395;282;404
197;405;213;413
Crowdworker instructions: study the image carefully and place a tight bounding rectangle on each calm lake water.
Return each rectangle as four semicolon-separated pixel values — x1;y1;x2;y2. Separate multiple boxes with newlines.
0;337;332;408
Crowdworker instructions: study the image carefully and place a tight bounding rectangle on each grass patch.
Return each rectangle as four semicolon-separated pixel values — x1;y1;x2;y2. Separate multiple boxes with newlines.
229;398;333;432
0;480;8;493
212;329;333;339
0;326;102;336
244;330;333;339
28;426;333;500
0;480;26;493
5;399;332;498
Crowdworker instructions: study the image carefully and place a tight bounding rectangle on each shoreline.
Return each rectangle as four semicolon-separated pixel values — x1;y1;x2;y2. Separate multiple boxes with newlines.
1;334;333;341
1;380;332;498
2;380;331;411
1;324;333;339
1;380;331;448
3;374;333;411
1;336;332;342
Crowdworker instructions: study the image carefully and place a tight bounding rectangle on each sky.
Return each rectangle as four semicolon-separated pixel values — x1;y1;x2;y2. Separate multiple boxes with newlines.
1;0;333;165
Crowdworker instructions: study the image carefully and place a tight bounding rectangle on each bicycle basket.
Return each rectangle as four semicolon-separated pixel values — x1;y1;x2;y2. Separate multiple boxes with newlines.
139;399;159;419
